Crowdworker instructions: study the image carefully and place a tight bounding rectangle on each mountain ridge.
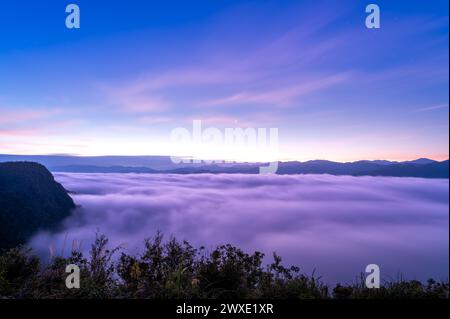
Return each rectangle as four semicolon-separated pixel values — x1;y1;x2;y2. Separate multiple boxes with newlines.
0;155;448;178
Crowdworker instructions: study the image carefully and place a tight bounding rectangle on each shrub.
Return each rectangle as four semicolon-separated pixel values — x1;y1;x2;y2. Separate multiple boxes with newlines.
0;234;447;299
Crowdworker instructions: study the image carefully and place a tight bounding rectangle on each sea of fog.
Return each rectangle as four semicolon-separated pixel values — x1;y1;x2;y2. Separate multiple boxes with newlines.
29;173;449;284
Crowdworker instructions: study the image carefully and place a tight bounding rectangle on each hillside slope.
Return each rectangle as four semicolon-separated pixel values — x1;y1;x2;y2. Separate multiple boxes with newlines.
0;162;75;249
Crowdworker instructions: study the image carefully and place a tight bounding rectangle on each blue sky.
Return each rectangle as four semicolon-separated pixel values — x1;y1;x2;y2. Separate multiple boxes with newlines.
0;0;448;161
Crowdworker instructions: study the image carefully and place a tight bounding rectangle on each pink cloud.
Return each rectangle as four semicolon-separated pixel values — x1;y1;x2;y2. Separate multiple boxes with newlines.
203;73;350;107
97;18;352;114
0;109;59;126
98;68;255;114
0;128;42;137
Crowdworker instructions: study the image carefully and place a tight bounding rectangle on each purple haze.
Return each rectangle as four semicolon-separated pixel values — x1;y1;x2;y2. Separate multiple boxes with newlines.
29;173;449;284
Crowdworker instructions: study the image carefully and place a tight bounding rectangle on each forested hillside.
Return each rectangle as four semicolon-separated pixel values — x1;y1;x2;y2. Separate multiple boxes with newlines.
0;162;75;250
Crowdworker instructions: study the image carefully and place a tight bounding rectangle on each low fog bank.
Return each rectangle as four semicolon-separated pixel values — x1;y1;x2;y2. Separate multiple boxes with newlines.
29;173;449;284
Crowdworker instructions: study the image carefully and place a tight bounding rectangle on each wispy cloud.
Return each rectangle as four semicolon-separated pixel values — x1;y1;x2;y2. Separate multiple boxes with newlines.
135;116;174;125
98;10;352;114
0;128;41;137
0;108;60;126
202;73;350;108
414;104;449;113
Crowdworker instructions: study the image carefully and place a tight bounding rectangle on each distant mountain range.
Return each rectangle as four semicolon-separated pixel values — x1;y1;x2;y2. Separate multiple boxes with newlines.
0;154;448;178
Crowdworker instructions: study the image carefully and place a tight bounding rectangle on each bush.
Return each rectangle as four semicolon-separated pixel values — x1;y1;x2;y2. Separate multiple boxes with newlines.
0;234;447;299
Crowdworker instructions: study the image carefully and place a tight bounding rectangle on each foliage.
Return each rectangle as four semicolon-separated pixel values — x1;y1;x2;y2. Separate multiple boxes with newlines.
0;233;447;299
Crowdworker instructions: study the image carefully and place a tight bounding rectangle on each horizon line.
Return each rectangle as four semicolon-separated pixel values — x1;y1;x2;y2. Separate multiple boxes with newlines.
0;153;448;165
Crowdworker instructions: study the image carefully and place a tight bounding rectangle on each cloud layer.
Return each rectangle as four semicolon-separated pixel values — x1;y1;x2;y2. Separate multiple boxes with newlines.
29;173;449;284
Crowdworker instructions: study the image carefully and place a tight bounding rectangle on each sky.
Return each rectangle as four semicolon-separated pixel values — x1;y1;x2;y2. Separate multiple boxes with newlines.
0;0;448;162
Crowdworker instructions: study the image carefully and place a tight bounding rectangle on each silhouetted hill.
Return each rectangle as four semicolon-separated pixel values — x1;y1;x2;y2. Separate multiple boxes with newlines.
0;155;448;178
0;162;75;249
166;164;259;174
403;158;437;165
50;165;158;173
275;160;448;178
356;160;449;178
0;154;178;170
276;160;385;175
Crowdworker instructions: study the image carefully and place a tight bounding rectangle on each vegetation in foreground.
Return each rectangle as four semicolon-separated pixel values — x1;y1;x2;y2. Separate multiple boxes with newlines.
0;233;448;299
